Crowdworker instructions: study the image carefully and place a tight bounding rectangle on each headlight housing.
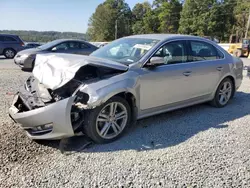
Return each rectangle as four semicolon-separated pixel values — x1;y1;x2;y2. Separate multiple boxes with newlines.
20;54;29;59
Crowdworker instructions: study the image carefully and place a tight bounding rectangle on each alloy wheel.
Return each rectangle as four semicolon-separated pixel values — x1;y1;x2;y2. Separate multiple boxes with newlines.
96;102;128;139
218;81;232;106
5;50;15;58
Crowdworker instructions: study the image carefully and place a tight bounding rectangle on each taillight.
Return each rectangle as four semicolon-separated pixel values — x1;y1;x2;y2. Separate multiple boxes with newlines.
21;43;25;46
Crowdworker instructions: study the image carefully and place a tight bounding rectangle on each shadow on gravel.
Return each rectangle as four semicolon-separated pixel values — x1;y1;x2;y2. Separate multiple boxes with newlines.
38;91;250;154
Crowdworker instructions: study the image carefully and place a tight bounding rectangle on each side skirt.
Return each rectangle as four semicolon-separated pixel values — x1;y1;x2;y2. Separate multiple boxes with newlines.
137;94;212;120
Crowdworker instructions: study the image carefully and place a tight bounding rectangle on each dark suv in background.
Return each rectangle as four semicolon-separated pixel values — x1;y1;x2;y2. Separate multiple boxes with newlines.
0;34;25;58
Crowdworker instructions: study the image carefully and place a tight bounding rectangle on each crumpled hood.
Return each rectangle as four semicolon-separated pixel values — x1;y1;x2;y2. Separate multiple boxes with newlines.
32;53;128;90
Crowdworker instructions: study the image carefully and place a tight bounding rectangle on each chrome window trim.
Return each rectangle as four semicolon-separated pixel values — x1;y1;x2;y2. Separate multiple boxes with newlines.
141;38;226;68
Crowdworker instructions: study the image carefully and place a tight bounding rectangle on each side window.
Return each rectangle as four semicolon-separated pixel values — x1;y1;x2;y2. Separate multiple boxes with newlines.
68;42;79;49
4;36;17;42
0;36;4;41
54;42;68;51
153;41;187;65
190;41;218;61
217;49;224;59
80;42;90;49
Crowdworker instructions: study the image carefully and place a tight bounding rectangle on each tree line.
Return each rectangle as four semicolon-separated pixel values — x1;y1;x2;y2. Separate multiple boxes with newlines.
0;30;86;42
87;0;250;42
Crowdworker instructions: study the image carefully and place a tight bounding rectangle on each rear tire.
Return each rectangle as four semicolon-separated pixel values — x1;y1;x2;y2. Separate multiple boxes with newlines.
4;48;16;59
83;96;131;144
210;78;234;108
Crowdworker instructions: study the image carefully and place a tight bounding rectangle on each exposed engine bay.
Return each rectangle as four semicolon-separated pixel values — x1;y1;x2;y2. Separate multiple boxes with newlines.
16;64;125;112
12;63;126;134
9;53;132;140
51;65;124;100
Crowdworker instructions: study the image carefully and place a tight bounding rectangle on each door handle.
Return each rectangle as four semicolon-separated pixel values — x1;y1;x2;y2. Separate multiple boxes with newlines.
183;71;192;76
217;67;223;71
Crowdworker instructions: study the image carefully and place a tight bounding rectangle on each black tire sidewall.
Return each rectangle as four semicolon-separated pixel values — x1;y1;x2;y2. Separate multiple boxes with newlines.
84;96;131;144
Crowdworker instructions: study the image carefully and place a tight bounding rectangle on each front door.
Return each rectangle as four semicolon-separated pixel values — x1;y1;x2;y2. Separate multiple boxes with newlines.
139;40;191;110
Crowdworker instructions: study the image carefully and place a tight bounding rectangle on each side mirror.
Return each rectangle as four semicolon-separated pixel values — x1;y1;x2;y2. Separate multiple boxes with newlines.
51;47;57;51
147;56;164;67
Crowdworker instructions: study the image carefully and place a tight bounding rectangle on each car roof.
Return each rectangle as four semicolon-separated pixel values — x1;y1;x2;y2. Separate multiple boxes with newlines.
52;39;87;43
0;33;19;37
125;34;206;41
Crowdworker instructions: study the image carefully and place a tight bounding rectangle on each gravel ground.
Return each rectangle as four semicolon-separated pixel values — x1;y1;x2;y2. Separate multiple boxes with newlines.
1;58;250;187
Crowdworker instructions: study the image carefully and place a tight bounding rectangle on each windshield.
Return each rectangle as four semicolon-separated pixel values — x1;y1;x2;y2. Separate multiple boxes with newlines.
37;40;61;50
90;38;159;65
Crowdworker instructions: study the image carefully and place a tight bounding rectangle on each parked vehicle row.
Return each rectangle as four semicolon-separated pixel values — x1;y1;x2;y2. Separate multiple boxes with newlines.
14;39;98;71
9;34;243;144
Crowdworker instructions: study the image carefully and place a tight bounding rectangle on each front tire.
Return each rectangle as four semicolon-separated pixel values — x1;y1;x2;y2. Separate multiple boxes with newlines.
210;78;234;108
4;48;16;59
83;96;131;144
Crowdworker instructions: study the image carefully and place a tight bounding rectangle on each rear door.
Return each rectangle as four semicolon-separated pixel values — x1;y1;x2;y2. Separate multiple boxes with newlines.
0;36;4;54
78;42;95;55
185;40;225;98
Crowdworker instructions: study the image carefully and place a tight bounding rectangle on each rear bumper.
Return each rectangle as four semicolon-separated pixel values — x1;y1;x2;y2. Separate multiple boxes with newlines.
9;94;76;140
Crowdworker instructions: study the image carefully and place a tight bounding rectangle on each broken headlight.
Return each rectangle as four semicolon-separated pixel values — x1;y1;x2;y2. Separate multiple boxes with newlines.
51;80;83;101
74;92;89;104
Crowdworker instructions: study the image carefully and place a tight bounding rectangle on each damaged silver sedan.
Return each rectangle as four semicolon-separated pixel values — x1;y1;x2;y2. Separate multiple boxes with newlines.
9;34;243;143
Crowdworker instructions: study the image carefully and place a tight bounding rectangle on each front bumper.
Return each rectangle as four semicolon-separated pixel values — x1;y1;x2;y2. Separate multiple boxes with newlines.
14;56;34;70
14;57;24;68
9;94;76;140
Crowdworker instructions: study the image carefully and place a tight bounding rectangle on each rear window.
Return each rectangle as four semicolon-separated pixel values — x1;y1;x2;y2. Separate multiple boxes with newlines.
189;41;223;61
4;36;17;42
80;42;90;49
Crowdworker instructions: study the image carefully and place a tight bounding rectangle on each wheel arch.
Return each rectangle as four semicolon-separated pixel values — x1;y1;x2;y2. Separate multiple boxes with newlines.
3;47;16;53
110;91;138;125
226;75;236;98
213;74;236;98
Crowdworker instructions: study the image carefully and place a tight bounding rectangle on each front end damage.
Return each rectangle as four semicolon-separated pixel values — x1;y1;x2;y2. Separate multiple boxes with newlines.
9;54;128;140
9;76;83;139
